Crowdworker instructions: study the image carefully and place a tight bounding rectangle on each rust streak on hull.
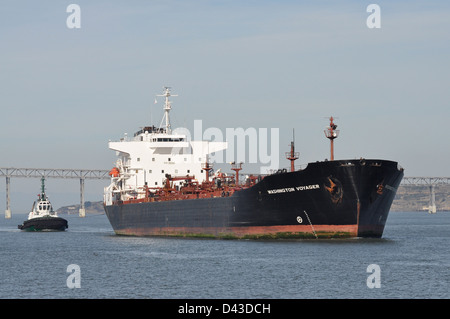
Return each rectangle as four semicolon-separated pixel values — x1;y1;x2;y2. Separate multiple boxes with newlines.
115;224;358;239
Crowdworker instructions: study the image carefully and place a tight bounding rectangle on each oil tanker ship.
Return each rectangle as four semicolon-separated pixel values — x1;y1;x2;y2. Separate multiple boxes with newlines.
103;87;404;239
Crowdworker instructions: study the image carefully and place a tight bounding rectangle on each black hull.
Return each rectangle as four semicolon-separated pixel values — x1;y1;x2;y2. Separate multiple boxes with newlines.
18;217;68;232
104;159;403;239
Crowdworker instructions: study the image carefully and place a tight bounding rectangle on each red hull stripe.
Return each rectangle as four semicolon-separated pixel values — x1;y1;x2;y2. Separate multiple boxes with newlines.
116;224;359;238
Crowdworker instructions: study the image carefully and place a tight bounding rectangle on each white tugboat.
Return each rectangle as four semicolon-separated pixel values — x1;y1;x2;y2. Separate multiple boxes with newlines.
18;177;68;231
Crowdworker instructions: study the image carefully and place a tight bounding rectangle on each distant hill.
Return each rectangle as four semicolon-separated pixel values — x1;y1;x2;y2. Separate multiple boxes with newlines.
56;201;104;215
391;185;450;212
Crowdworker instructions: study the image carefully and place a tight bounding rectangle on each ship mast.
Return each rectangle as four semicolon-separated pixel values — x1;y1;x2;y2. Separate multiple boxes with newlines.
157;87;178;134
40;176;47;201
285;129;299;172
202;155;213;182
230;162;243;186
324;116;339;161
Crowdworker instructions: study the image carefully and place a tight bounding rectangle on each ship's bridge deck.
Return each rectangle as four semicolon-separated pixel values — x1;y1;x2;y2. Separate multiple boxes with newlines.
134;126;165;136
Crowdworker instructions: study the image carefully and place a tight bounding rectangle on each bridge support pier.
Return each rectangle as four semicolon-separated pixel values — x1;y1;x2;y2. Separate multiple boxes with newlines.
429;184;436;214
79;178;85;217
5;176;11;219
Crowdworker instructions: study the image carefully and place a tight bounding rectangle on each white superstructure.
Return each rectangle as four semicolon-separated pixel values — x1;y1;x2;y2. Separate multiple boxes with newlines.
104;87;228;205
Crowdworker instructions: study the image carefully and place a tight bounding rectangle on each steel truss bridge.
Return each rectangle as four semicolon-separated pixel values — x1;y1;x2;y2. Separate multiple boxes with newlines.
0;167;110;218
400;177;450;213
1;167;449;218
401;177;450;186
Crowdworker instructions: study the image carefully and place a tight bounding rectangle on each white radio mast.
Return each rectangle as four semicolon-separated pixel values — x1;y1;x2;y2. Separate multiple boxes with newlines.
157;87;178;134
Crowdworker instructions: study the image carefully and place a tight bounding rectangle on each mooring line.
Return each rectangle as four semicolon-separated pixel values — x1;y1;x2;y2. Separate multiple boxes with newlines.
303;210;318;239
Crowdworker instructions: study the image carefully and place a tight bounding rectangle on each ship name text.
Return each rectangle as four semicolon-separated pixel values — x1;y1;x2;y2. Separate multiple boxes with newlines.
267;184;320;194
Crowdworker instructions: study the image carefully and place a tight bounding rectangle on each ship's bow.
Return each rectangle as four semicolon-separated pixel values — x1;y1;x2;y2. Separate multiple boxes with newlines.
355;159;404;237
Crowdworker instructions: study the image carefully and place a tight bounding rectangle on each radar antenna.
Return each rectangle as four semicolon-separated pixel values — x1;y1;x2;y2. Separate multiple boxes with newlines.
156;87;178;134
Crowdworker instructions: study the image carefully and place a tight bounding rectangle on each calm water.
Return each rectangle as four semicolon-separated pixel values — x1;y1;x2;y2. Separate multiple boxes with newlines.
0;211;449;299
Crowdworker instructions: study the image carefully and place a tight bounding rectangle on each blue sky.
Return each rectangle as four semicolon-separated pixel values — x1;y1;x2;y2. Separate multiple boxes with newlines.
1;1;450;211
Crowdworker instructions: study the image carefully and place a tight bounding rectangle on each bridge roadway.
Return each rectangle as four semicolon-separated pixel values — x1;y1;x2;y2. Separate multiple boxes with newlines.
401;177;450;186
1;167;449;218
0;167;110;218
